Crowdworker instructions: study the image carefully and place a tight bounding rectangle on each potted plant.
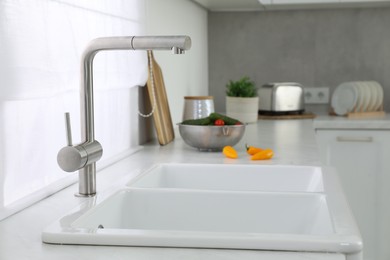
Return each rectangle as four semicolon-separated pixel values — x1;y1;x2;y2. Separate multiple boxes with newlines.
226;76;259;123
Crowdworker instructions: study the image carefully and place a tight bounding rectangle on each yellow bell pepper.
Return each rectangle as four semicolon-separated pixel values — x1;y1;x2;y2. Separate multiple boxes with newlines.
250;148;274;160
222;146;238;159
246;144;263;155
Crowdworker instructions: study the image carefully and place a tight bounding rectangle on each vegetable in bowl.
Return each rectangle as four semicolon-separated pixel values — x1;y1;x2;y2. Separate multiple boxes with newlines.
181;112;242;126
178;113;245;151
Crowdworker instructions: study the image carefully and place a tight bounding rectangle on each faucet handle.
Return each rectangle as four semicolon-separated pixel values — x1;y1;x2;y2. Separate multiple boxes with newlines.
64;112;73;146
58;112;88;172
57;112;103;173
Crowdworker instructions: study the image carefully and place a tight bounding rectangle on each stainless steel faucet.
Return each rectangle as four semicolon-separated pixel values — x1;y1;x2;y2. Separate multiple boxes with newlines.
57;36;191;197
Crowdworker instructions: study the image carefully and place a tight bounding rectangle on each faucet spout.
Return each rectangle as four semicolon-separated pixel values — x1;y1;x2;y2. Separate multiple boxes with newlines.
131;36;191;53
57;36;191;197
80;36;191;143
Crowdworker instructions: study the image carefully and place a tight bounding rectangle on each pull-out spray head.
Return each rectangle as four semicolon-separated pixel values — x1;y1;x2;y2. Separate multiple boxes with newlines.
131;35;191;54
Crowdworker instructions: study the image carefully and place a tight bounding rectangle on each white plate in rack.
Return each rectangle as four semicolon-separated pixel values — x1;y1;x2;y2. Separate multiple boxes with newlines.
364;81;377;112
370;81;384;111
331;82;358;116
357;82;370;112
354;82;364;112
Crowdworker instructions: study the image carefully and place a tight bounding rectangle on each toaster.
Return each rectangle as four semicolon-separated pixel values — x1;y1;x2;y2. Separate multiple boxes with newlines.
258;82;305;114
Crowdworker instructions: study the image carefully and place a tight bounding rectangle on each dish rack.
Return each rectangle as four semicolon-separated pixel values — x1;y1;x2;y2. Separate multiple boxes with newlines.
330;81;386;118
330;105;386;118
346;107;385;119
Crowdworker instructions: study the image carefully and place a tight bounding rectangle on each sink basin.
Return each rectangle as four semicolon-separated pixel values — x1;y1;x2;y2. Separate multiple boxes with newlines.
128;163;324;192
42;164;362;257
72;189;332;235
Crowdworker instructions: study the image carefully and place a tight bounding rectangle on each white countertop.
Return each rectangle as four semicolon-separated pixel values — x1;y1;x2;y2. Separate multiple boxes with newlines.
314;114;390;130
0;118;368;260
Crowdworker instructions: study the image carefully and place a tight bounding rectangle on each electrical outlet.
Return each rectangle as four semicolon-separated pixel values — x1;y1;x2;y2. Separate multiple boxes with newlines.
304;87;330;104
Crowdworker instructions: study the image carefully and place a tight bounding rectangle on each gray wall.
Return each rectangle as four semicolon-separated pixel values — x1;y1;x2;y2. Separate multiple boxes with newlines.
208;7;390;113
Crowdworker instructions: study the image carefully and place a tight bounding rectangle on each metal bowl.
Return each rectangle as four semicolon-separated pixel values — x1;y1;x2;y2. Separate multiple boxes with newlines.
178;124;246;151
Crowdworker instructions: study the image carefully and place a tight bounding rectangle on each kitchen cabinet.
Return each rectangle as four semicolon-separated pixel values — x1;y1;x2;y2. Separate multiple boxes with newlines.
261;0;390;8
341;0;390;2
261;0;390;3
337;0;390;7
261;0;339;4
315;129;390;260
259;0;340;10
191;0;264;11
191;0;390;11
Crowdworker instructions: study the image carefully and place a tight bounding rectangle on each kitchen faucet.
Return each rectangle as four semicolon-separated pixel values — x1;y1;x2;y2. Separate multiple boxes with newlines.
57;36;191;197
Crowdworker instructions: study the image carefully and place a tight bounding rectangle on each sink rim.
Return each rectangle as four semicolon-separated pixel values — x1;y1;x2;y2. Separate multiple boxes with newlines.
42;164;362;255
127;163;325;193
43;188;362;254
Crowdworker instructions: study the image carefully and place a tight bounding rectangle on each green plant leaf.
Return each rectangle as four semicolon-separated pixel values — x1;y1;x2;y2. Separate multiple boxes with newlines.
226;76;257;97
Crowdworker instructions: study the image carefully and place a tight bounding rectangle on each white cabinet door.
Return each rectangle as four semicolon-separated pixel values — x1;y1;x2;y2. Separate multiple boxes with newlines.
265;0;339;3
260;0;390;7
316;130;390;260
341;0;390;2
261;0;390;3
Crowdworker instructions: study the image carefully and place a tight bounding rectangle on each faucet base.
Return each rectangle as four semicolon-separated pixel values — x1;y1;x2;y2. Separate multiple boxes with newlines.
78;164;97;196
74;193;96;198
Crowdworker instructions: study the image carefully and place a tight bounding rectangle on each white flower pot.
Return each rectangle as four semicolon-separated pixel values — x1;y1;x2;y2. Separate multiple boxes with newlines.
226;96;259;123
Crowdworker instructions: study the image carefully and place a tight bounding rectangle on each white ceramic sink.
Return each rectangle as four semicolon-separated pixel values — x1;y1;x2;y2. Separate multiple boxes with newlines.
128;163;324;192
72;189;332;235
42;164;362;258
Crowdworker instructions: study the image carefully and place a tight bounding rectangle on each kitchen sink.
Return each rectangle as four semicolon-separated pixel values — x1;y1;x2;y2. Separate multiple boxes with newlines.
72;189;332;235
128;163;324;192
42;164;362;258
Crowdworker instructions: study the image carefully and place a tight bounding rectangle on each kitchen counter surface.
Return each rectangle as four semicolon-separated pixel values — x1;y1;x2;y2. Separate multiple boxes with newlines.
314;114;390;130
0;119;353;260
